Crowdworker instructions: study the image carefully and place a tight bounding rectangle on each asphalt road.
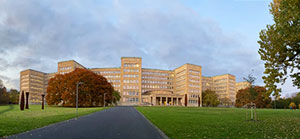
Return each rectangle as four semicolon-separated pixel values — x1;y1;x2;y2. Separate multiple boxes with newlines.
9;107;166;139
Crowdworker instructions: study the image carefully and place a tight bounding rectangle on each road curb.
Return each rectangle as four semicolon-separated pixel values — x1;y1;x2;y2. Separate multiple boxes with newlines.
134;107;169;139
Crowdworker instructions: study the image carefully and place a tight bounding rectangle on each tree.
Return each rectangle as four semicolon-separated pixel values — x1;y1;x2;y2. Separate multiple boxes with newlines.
111;90;121;105
235;86;272;108
46;68;114;107
0;79;9;105
202;90;219;107
8;89;19;104
219;97;231;107
258;0;300;97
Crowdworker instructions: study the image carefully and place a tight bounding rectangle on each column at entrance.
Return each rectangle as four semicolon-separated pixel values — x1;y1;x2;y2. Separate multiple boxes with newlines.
160;97;162;106
176;98;178;106
171;97;173;106
166;97;168;106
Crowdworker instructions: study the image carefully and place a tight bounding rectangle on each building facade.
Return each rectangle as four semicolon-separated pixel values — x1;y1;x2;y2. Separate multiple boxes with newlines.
20;57;249;106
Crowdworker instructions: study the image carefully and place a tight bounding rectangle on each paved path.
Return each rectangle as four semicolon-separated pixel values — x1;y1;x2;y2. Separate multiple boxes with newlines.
9;107;166;139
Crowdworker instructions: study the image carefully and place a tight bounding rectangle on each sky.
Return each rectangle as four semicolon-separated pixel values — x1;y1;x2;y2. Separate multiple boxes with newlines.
0;0;298;97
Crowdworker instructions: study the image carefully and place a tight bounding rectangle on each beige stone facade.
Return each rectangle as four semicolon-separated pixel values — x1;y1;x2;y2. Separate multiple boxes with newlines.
202;74;250;104
20;57;249;106
236;81;251;92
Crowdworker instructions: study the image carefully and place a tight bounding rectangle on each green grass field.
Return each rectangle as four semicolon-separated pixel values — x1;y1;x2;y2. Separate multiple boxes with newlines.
0;105;106;137
137;107;300;139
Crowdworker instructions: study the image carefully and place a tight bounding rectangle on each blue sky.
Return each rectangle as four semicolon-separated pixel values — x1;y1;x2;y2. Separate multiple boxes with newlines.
0;0;298;97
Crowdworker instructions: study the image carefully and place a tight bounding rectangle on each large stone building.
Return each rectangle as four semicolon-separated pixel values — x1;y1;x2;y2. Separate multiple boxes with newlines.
20;57;249;106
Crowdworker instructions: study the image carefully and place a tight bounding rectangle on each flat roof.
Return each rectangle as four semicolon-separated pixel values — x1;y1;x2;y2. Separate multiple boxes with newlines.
20;69;46;74
58;60;86;69
174;63;202;71
121;57;142;59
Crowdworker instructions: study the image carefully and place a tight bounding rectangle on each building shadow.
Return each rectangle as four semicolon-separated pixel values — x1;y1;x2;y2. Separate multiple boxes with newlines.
0;105;14;115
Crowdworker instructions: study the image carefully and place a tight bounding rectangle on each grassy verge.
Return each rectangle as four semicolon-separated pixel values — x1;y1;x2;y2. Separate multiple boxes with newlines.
0;105;106;137
136;107;300;139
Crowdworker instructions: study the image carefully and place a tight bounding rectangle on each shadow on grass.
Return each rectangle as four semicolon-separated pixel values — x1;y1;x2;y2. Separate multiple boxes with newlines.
0;105;14;114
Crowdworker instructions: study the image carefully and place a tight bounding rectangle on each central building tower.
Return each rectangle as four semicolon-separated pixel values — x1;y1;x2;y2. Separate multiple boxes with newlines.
120;57;142;105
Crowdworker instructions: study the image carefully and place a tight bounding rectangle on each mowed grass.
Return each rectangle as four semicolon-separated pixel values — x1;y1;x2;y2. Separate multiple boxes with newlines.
136;107;300;139
0;105;106;137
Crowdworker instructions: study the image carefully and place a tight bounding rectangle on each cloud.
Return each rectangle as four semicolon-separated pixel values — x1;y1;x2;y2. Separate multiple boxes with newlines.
0;0;266;91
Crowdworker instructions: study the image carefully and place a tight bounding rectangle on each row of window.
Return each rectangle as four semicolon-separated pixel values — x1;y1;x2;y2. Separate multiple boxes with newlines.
189;74;200;79
21;75;29;79
216;90;227;94
60;71;70;75
112;84;120;88
142;80;170;84
60;66;72;71
124;69;139;72
124;74;139;78
141;76;168;80
189;70;200;74
176;70;186;77
108;80;121;83
189;79;200;83
142;72;170;76
176;84;185;89
190;94;200;98
176;90;185;94
103;75;120;78
124;63;139;67
94;71;120;74
30;75;44;80
30;87;44;92
123;86;139;89
124;80;139;83
213;83;228;86
176;80;185;85
188;100;198;104
141;85;170;89
176;74;185;81
215;86;227;90
123;91;139;96
214;79;227;83
189;84;200;88
123;98;139;102
29;79;44;85
190;89;200;93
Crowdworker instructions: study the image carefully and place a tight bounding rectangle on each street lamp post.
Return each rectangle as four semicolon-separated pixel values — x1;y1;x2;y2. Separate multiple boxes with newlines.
76;82;84;119
103;93;107;107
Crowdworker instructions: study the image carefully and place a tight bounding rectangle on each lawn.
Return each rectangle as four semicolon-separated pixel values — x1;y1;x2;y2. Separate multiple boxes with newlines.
0;105;106;137
136;107;300;139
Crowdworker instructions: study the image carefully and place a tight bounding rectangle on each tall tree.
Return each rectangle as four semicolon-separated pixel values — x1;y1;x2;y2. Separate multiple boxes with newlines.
202;90;219;107
46;68;114;107
258;0;300;97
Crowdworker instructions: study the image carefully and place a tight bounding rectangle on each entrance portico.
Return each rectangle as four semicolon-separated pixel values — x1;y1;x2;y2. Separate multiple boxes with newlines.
142;90;184;106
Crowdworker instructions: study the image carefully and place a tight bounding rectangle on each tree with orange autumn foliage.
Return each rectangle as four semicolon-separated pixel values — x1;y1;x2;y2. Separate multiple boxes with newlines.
46;68;114;107
235;86;272;108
